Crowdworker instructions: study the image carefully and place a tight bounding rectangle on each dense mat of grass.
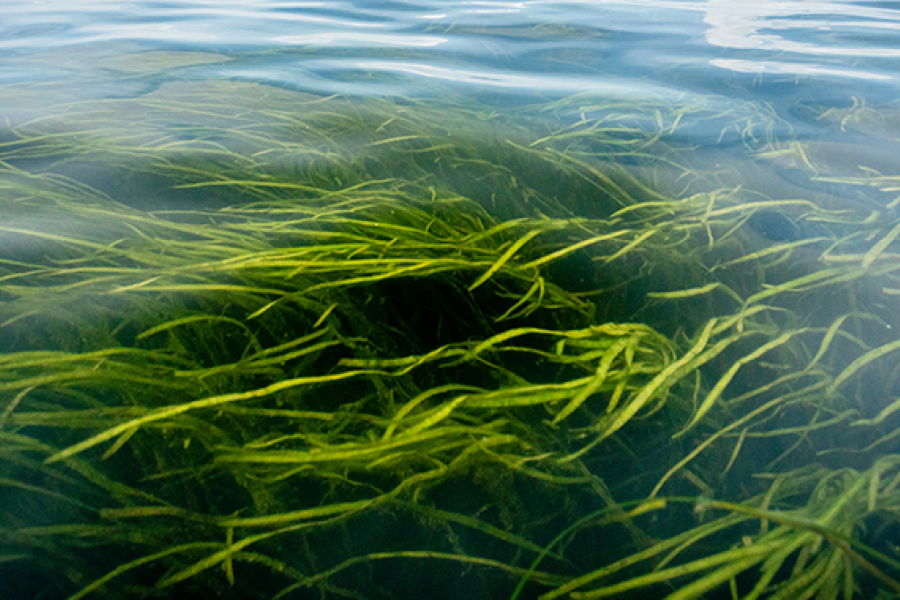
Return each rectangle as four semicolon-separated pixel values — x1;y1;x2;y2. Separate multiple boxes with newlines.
2;79;900;599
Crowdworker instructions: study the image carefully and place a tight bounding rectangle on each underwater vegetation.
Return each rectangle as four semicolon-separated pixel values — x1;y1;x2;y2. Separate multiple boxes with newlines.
2;78;900;599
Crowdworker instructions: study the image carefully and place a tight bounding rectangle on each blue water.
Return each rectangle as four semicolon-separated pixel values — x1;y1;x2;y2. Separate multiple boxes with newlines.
3;1;900;187
4;1;900;105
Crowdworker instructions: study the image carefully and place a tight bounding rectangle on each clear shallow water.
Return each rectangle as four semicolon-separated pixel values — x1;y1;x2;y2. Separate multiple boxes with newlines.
3;0;900;200
4;2;900;600
3;1;900;181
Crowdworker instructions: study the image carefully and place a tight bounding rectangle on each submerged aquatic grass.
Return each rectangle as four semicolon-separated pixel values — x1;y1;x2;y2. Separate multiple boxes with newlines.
2;80;900;598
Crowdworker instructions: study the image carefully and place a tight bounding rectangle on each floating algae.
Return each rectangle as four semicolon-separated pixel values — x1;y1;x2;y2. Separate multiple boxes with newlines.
2;81;900;599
